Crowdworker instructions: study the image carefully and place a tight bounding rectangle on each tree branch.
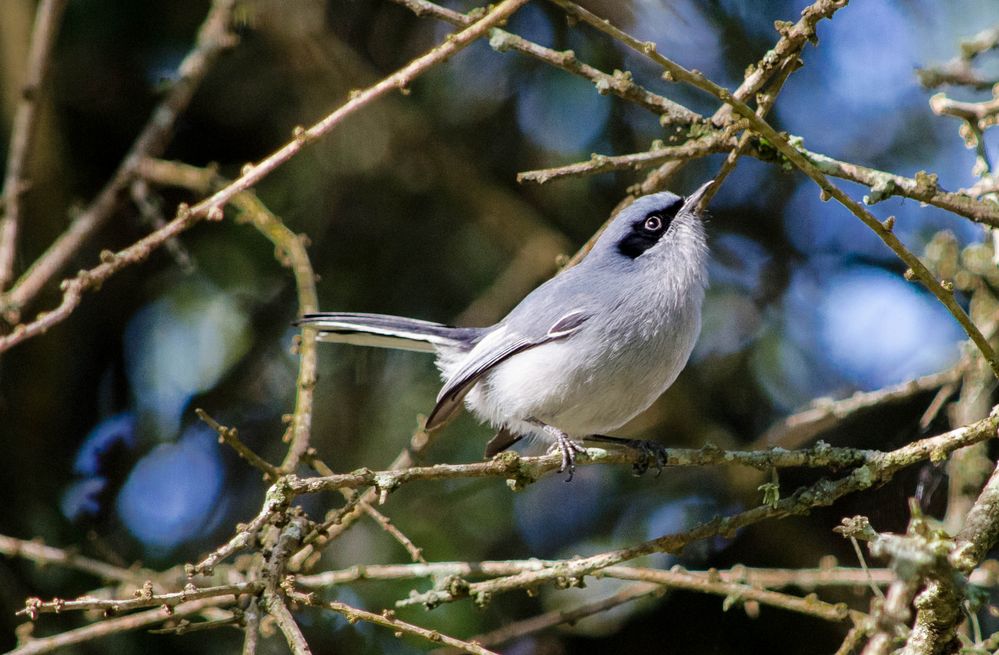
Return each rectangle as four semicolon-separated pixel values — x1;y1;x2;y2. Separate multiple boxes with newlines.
0;0;239;321
389;0;700;125
0;0;69;291
10;597;230;655
550;0;999;380
0;0;530;354
290;591;499;655
393;413;998;608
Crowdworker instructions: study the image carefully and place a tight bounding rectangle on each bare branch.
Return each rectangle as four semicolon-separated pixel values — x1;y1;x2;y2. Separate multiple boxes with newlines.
196;408;281;481
0;0;69;290
0;0;239;320
0;0;531;355
0;534;155;584
19;582;261;617
297;560;899;591
394;413;999;608
285;441;888;496
389;0;700;125
10;597;231;655
290;591;500;655
134;158;321;473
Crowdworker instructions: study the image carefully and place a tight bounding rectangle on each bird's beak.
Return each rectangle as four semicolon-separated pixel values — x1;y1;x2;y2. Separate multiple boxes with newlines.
681;180;714;215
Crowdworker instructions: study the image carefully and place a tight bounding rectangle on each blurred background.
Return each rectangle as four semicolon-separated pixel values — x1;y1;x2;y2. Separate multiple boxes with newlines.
2;0;999;652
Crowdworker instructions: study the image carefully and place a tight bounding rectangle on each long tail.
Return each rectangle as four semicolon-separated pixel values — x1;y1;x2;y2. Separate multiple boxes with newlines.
295;312;482;353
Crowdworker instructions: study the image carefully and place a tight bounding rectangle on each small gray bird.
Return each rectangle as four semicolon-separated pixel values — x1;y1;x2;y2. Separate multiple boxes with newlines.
297;182;711;479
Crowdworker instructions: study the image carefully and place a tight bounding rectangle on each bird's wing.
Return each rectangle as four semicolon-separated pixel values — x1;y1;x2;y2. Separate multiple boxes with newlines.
424;310;590;431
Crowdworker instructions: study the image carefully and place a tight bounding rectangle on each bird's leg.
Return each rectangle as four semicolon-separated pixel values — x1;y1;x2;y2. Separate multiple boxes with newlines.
527;419;585;481
584;434;669;476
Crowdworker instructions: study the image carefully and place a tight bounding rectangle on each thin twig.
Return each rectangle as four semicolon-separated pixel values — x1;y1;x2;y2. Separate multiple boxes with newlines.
0;533;155;584
393;412;999;608
552;0;999;380
290;591;499;655
360;503;428;564
0;0;69;291
129;179;195;272
596;567;854;622
518;131;999;227
0;0;239;320
517;135;732;184
134;158;321;474
9;597;230;655
19;582;262;617
196;408;281;481
0;0;530;355
389;0;700;125
296;560;898;590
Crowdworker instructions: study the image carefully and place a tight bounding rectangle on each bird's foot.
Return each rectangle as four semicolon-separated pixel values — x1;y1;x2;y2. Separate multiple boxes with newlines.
585;434;669;476
529;419;586;481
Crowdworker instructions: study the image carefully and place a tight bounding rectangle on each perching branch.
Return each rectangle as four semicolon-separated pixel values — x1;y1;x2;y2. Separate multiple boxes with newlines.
290;591;500;655
393;412;998;609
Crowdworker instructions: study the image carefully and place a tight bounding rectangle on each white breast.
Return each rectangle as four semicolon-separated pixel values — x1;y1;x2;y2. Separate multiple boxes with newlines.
461;297;702;442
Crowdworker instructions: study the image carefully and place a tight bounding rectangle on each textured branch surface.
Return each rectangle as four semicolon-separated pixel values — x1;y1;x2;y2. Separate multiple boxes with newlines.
0;0;239;320
0;0;528;354
0;0;68;291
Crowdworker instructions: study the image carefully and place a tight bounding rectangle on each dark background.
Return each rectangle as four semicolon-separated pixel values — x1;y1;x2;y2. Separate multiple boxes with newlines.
2;0;998;652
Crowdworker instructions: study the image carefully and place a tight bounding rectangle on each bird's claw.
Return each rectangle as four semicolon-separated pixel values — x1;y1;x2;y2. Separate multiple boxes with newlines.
626;439;668;477
553;432;586;482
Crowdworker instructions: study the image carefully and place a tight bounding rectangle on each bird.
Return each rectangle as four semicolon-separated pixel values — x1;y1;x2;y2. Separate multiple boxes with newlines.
297;182;711;480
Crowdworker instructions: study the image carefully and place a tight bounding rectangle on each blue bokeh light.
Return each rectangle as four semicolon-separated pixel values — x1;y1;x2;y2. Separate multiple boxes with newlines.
516;66;613;154
116;426;225;554
124;279;251;438
61;478;108;522
72;413;137;477
815;266;963;389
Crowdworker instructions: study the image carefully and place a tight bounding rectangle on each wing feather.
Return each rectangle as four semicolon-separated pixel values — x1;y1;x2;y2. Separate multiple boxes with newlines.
424;310;590;430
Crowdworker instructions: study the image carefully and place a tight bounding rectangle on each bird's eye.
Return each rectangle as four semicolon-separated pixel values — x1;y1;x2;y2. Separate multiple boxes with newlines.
643;215;663;232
